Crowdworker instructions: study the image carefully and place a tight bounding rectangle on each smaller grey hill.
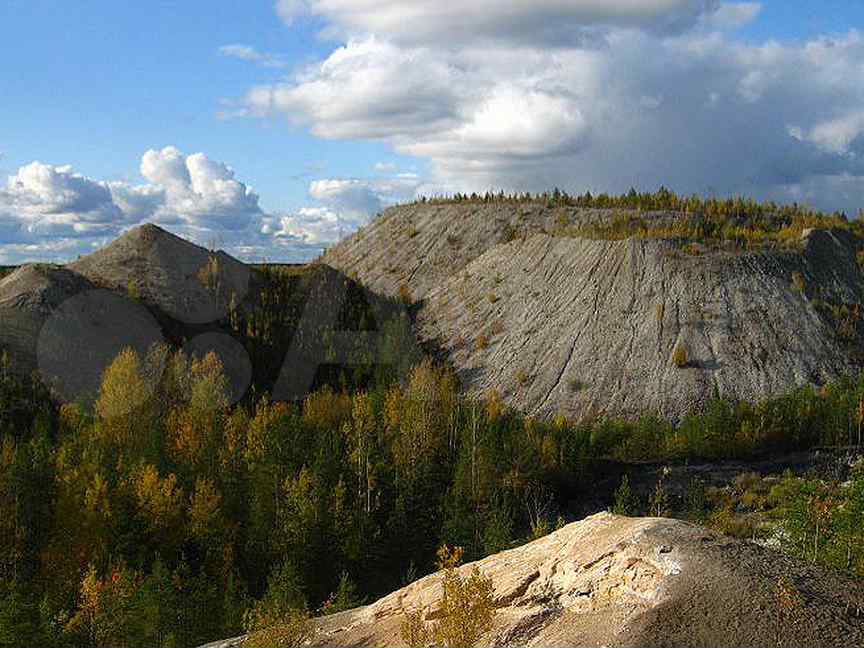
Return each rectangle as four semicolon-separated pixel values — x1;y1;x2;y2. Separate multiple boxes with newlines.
0;265;96;371
0;224;258;395
69;223;253;324
0;264;94;312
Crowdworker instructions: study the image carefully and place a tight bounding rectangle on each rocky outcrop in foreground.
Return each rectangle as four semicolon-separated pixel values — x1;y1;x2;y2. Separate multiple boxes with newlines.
203;512;864;648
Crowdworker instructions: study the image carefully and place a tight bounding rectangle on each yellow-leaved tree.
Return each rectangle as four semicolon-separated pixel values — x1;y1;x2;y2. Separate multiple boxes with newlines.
66;563;141;648
131;463;184;548
188;476;222;542
390;359;456;485
167;351;230;472
94;347;155;452
401;545;496;648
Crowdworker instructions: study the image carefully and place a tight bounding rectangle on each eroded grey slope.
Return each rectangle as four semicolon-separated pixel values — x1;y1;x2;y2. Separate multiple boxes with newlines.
418;230;861;420
324;203;625;300
326;202;864;420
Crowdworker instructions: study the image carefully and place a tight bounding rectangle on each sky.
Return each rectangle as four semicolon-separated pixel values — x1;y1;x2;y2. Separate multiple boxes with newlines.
1;0;863;263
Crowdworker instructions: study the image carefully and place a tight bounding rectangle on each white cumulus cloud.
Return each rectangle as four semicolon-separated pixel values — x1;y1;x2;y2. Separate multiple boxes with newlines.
140;146;262;230
0;148;365;264
0;147;428;264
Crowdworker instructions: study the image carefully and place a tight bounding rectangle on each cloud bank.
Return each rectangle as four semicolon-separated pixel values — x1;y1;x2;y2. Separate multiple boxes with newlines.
0;147;408;264
241;1;864;216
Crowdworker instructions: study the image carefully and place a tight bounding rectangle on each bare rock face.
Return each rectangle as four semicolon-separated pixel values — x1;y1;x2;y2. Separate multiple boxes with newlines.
325;204;864;420
202;513;864;648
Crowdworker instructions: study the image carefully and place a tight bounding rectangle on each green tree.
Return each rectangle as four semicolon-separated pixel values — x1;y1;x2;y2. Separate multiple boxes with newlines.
243;560;315;648
612;474;637;516
0;580;44;648
129;558;179;648
320;572;363;615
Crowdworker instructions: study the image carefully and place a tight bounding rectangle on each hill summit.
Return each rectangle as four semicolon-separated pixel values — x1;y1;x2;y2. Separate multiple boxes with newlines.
68;223;252;324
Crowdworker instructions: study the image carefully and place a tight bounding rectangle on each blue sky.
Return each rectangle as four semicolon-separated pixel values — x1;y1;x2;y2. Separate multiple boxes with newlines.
738;1;864;42
0;0;388;213
1;1;863;262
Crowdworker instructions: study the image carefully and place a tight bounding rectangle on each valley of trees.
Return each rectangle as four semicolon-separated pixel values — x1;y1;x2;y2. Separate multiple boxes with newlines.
2;338;864;646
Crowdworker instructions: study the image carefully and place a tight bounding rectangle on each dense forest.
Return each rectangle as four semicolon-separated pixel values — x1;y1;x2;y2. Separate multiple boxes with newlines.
2;339;864;646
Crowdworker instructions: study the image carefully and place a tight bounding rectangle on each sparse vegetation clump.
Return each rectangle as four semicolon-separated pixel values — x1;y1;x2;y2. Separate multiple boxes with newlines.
672;345;689;368
412;187;858;249
774;575;806;647
399;283;415;306
197;254;223;297
126;278;142;300
243;607;315;648
791;271;807;293
501;223;519;243
567;377;585;392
